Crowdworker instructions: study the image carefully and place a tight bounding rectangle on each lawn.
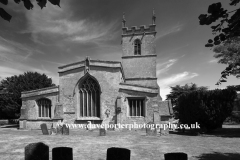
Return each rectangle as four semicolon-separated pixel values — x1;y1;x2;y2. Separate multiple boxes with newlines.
0;125;240;160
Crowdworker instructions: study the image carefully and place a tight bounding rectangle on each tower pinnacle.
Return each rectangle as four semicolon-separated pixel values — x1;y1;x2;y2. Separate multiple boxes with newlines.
152;8;156;25
122;12;126;28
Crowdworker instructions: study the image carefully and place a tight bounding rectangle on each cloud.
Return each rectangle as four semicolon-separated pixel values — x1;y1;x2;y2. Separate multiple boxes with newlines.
158;71;199;86
208;59;218;63
158;71;199;100
157;59;177;76
160;86;172;101
156;23;184;40
0;66;24;78
22;1;119;45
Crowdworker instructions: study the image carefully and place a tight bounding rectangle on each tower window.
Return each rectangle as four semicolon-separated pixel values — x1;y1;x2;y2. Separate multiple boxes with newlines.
134;39;141;55
37;98;51;118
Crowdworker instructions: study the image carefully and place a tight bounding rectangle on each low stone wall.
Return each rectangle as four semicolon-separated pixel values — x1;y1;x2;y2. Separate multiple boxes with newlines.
25;120;56;130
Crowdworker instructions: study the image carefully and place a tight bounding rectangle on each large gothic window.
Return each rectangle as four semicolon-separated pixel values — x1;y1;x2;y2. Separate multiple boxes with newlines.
134;39;141;55
79;76;100;117
37;98;51;118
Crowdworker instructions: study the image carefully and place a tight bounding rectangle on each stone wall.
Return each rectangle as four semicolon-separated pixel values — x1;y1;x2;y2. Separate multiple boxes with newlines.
21;86;59;129
58;64;123;124
117;89;161;126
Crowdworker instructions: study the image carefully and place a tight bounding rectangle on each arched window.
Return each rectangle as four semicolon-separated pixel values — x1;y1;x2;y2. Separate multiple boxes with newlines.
134;39;141;55
37;98;51;118
79;76;100;117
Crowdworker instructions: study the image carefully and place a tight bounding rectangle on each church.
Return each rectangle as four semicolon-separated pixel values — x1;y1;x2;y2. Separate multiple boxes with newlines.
19;11;172;130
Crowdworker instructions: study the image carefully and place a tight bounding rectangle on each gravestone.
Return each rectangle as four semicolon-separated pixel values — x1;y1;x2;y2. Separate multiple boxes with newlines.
25;142;49;160
56;125;63;135
23;120;27;130
164;152;188;160
106;147;131;160
153;112;160;124
50;125;57;135
52;147;73;160
146;122;157;136
160;122;170;136
40;123;49;135
62;124;69;135
99;128;106;136
108;121;115;131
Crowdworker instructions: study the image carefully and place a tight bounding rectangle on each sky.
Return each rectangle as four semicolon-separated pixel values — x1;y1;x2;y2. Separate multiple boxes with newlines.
0;0;239;100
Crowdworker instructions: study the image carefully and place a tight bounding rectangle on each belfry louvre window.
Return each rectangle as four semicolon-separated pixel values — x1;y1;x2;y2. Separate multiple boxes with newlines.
134;39;141;55
37;98;51;118
128;98;145;117
79;76;100;117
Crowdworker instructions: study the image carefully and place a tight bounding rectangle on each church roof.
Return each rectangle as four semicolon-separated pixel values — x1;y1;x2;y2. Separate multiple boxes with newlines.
58;58;125;80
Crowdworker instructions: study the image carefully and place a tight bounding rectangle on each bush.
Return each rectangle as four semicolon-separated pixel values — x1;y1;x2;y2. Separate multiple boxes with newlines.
178;89;237;131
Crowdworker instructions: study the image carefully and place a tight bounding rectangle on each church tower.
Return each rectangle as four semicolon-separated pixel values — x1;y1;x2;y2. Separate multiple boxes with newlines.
121;9;158;88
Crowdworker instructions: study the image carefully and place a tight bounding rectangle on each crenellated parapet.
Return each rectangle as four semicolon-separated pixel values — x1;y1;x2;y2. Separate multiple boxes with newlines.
122;24;156;36
122;8;156;37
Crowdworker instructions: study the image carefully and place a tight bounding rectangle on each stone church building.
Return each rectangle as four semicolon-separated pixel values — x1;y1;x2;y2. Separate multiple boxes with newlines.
19;11;172;130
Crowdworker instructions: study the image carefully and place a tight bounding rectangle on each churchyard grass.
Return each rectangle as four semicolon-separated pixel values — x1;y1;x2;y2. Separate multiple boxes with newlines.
0;125;240;160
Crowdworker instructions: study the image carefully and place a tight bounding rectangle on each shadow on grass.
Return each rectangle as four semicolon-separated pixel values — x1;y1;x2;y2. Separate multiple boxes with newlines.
170;127;240;138
169;129;200;136
202;127;240;138
195;152;240;160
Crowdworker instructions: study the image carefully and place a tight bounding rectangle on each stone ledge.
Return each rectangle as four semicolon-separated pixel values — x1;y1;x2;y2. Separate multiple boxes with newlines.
58;59;124;75
27;119;54;121
122;54;156;59
21;86;59;98
120;83;158;90
125;77;157;81
119;84;159;94
76;117;102;120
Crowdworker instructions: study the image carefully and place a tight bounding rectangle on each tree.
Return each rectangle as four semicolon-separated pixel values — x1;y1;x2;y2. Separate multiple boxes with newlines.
0;72;55;119
199;1;240;85
0;0;60;22
166;83;208;118
178;89;237;131
213;38;240;85
227;84;240;91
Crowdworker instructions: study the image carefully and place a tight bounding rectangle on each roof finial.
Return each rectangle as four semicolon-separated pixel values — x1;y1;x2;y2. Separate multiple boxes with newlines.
122;12;126;28
152;8;156;25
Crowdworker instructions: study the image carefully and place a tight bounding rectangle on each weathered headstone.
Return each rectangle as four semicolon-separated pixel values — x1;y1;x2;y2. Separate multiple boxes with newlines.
153;112;160;123
146;122;157;136
40;123;49;135
52;147;73;160
106;147;131;160
108;121;115;131
25;142;49;160
161;126;169;135
164;152;188;160
99;128;106;136
56;125;63;135
62;124;69;135
23;120;27;130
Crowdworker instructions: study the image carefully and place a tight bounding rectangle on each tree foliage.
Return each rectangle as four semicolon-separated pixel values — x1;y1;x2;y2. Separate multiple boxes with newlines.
199;1;240;47
227;84;240;91
0;72;55;119
213;38;240;85
199;1;240;85
0;0;60;22
166;83;208;118
178;89;237;131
